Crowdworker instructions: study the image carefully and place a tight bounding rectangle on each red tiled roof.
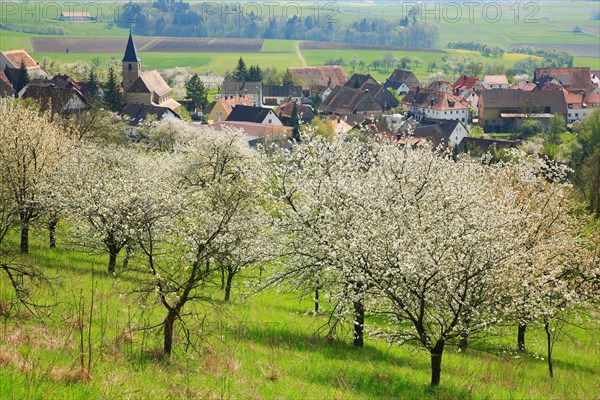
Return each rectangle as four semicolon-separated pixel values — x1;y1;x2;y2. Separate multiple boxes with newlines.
453;75;480;91
401;88;469;111
275;98;314;120
1;49;38;69
564;91;600;108
534;67;592;92
217;96;255;115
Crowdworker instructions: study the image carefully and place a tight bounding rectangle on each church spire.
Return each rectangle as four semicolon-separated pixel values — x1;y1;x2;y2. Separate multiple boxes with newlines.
122;30;140;62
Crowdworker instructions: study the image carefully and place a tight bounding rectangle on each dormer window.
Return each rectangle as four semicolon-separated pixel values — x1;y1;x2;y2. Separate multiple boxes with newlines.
568;104;573;109
582;103;587;108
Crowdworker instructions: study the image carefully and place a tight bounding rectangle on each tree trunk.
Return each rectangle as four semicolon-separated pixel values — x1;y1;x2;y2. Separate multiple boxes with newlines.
314;286;319;313
458;332;468;352
430;339;445;386
353;299;365;348
224;270;234;302
544;321;554;378
122;245;130;269
108;248;117;274
220;266;225;290
163;310;177;356
48;219;57;248
518;322;527;352
20;219;29;254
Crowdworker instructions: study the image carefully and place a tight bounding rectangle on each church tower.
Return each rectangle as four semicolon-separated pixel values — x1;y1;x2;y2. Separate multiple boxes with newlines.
122;31;141;91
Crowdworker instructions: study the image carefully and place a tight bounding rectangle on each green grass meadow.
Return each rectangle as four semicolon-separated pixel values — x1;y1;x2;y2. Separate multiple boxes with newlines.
0;228;598;399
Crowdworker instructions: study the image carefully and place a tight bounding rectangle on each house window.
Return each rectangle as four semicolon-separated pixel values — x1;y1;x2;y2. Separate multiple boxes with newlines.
268;119;272;124
128;63;132;71
575;113;579;117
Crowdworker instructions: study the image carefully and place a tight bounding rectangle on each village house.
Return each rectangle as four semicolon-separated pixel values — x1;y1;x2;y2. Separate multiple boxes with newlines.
344;73;377;89
19;75;88;113
397;116;417;135
351;117;394;139
219;82;262;106
591;72;600;88
225;105;282;125
400;88;469;123
452;75;482;119
537;77;565;92
122;32;181;112
452;75;482;96
59;12;96;22
319;85;383;116
0;49;46;79
384;69;421;95
563;91;600;122
344;73;398;110
0;71;15;97
262;85;303;106
275;98;315;125
478;88;567;132
412;119;468;147
324;116;355;135
534;67;593;93
204;95;255;123
121;103;181;136
482;75;509;89
427;81;453;95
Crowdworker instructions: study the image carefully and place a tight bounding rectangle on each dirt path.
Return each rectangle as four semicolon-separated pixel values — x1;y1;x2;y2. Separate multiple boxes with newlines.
295;41;307;67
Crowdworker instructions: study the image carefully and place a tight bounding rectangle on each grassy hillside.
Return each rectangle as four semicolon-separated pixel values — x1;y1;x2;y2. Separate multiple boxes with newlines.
0;230;598;399
333;1;600;49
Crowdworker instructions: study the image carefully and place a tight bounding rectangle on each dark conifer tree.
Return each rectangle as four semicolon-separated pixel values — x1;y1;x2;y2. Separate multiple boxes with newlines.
185;73;208;111
15;60;30;93
233;57;248;81
291;103;301;142
103;67;125;112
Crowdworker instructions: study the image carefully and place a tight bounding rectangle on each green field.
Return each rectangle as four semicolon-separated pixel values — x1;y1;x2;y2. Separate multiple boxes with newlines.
333;1;600;48
0;227;598;399
24;45;600;83
0;30;35;52
261;39;297;53
1;0;599;82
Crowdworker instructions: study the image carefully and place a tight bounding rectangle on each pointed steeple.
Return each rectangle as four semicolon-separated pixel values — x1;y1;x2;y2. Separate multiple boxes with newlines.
122;30;141;62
